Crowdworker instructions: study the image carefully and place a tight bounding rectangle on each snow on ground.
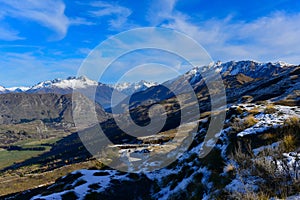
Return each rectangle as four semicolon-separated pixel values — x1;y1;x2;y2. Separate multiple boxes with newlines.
237;104;300;137
225;175;262;194
252;142;281;156
286;193;300;200
31;170;129;200
30;102;300;199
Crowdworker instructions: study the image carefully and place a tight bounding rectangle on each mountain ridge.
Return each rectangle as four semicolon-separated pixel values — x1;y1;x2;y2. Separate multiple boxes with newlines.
1;60;300;199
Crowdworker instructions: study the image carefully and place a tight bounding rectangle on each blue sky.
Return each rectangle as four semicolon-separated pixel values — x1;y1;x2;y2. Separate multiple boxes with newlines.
0;0;300;87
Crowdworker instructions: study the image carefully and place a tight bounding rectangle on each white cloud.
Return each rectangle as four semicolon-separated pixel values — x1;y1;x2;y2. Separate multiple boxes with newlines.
0;0;91;40
147;0;177;25
0;26;24;41
0;51;83;87
89;1;132;30
76;27;212;84
117;63;180;83
0;0;69;39
70;17;95;26
147;0;300;64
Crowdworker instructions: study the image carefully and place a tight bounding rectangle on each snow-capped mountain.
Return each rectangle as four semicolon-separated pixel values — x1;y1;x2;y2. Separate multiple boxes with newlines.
0;85;8;94
113;60;298;112
26;76;126;109
0;77;156;109
27;76;99;93
188;60;293;84
6;86;30;93
110;80;157;95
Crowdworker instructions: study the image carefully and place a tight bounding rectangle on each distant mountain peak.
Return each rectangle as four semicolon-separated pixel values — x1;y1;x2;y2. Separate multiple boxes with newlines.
7;86;30;93
110;80;157;95
189;60;295;78
30;76;99;91
0;85;8;93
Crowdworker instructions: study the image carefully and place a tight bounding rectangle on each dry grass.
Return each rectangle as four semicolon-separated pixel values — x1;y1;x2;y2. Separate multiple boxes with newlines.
236;106;244;115
231;115;258;133
224;163;235;173
264;104;277;114
0;159;102;196
281;134;296;152
241;95;253;103
284;116;300;126
259;133;276;140
280;116;300;152
248;107;260;115
244;115;259;127
229;191;270;200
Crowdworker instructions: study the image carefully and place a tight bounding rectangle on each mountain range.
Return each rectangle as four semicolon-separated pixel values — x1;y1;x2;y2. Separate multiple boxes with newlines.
0;77;157;109
1;60;300;199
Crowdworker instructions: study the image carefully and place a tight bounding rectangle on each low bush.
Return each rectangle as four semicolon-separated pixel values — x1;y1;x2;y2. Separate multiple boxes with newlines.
264;104;277;114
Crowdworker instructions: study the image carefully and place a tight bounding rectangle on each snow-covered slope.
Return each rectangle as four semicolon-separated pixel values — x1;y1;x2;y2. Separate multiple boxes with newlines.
0;85;8;94
28;102;300;200
110;80;157;95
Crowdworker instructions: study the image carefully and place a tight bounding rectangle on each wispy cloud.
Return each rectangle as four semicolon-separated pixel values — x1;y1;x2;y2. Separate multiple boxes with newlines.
0;0;92;40
89;1;133;30
0;0;69;39
0;26;24;41
0;50;82;87
147;0;177;25
147;0;300;64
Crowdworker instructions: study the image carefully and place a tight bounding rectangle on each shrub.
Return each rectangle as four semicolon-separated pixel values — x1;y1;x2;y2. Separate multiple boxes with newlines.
236;106;244;115
284;116;300;127
231;115;258;133
282;134;296;152
230;137;300;199
244;116;258;127
241;95;253;103
224;163;235;173
229;191;270;200
281;116;300;151
248;107;260;115
264;104;276;114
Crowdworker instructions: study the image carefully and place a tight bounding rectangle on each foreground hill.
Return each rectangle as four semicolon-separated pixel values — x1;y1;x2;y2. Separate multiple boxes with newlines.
13;103;300;200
